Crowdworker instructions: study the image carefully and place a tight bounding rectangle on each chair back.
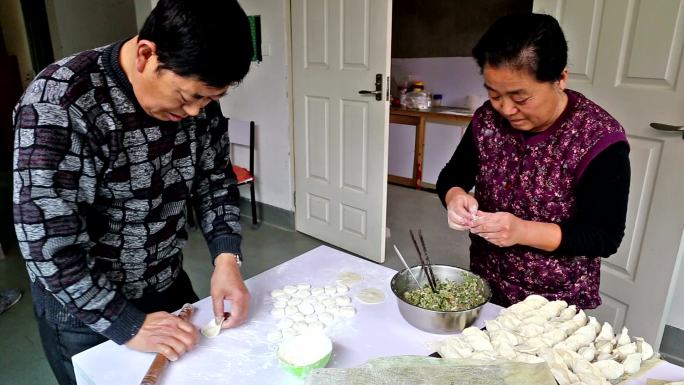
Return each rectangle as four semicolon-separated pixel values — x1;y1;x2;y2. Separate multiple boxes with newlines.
227;118;255;173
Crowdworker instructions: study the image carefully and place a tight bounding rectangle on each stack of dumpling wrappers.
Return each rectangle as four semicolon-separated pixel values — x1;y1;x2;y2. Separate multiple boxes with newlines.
437;295;656;385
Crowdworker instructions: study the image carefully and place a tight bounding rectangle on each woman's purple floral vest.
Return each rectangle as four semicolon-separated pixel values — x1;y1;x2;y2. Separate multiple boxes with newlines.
470;90;628;309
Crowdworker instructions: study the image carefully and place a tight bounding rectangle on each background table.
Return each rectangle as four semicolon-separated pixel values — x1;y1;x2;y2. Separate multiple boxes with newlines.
73;246;684;384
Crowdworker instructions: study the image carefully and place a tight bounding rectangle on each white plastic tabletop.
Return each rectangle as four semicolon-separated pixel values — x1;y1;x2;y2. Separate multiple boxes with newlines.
72;246;683;385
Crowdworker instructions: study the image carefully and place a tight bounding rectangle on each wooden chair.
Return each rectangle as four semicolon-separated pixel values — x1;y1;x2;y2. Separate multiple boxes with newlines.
228;118;258;225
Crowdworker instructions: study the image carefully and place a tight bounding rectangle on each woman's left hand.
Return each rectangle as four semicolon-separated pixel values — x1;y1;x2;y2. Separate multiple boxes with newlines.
470;211;527;247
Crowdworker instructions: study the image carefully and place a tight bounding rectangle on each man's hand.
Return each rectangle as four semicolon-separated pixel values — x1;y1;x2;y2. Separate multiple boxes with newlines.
125;311;199;361
211;253;250;329
445;187;479;231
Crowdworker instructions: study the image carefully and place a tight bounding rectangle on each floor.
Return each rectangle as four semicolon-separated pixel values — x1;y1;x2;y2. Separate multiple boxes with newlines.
1;184;682;385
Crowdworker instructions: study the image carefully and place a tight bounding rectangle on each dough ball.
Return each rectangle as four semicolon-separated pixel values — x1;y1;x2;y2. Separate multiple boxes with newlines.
311;287;326;297
336;283;349;294
273;300;288;309
294;289;311;298
294;321;309;333
267;330;282;342
304;313;319;323
319;312;335;325
296;283;311;291
335;295;352;306
270;308;286;318
288;298;303;307
313;302;327;314
307;321;326;332
290;313;306;322
277;318;294;330
322;298;337;308
336;272;363;286
281;327;298;338
338;306;357;318
285;306;300;316
271;289;287;298
283;285;298;295
324;285;337;295
298;303;315;315
355;288;386;304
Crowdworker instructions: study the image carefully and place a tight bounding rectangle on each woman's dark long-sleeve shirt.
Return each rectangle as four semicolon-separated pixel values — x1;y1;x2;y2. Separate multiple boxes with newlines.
436;124;630;257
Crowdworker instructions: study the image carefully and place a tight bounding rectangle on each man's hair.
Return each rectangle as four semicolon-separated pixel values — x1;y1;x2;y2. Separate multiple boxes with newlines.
139;0;253;88
472;13;567;83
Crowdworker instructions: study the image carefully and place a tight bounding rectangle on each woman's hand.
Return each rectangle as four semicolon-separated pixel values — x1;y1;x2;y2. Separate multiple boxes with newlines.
470;211;527;247
211;253;251;329
445;187;479;231
125;311;199;361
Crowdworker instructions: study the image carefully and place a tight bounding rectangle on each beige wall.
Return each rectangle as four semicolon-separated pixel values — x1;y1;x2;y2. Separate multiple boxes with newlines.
0;0;34;88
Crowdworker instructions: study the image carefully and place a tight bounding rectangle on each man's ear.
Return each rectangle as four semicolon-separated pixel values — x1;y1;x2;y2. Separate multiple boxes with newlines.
135;39;157;73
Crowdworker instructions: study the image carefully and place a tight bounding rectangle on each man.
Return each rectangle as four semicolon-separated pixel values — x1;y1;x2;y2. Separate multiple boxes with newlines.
12;1;252;384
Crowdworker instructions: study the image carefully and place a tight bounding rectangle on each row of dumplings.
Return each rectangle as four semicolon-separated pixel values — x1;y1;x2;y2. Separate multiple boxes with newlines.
438;294;655;385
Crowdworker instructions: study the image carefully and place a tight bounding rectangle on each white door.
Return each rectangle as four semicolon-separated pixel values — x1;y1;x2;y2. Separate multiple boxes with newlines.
291;0;392;262
534;0;684;347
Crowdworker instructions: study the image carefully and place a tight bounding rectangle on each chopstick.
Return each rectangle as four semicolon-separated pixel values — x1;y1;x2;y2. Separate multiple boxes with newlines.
409;230;437;292
418;230;437;288
393;244;421;286
140;303;194;385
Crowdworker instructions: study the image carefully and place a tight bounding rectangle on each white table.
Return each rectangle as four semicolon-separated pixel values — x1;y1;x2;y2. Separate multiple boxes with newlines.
73;246;684;385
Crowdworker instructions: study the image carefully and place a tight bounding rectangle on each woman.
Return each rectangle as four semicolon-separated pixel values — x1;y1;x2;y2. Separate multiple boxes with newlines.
436;13;630;309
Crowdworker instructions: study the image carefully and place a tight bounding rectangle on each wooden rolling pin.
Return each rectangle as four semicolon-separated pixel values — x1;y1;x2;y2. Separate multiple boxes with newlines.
139;303;194;385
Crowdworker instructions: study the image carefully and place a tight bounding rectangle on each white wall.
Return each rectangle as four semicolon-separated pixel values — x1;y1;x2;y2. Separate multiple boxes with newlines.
220;0;293;211
45;0;138;59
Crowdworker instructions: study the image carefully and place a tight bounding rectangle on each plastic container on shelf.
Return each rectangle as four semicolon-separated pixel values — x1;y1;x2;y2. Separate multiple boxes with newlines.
432;94;443;107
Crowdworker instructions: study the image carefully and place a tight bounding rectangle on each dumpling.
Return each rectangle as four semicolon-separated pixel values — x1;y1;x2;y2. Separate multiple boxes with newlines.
587;316;601;334
634;337;654;360
548;362;576;385
557;305;577;321
592;359;625;380
622;352;642;374
596;322;614;342
506;301;535;317
489;328;520;346
523;313;550;326
578;344;596;362
539;300;568;318
541;329;567;346
595;339;614;355
617;326;631;346
514;352;545;364
462;326;494;352
576;372;606;385
570;356;603;378
522;294;549;309
484;319;503;332
498;313;522;330
494;339;517;359
519;323;545;338
571;310;588;326
612;342;637;361
439;336;473;358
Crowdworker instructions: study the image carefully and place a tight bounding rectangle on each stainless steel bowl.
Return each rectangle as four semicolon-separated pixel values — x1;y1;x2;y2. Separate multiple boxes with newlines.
390;265;491;334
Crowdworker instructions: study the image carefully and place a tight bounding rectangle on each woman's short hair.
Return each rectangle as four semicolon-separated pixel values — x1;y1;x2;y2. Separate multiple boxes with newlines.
139;0;253;88
472;13;567;83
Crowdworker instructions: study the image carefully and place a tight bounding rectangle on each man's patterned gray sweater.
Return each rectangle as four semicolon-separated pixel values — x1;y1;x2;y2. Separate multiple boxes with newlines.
12;41;241;344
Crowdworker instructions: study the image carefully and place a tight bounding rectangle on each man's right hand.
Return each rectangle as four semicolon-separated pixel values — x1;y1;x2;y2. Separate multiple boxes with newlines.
446;187;479;231
125;311;199;361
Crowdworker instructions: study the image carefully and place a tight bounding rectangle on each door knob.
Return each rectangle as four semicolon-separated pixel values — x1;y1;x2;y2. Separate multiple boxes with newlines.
650;122;684;139
358;74;383;101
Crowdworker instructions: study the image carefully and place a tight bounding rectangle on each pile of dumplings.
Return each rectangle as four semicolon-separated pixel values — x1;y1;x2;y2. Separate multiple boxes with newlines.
437;294;655;385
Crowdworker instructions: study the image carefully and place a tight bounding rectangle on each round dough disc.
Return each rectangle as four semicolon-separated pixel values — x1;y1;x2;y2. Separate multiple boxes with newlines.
355;288;386;304
336;272;363;286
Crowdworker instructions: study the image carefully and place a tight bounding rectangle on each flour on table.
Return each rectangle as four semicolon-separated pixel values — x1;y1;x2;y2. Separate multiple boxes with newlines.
355;288;386;304
336;272;363;286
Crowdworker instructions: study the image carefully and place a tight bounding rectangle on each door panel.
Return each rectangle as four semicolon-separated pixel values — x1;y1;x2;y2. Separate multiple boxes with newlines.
293;0;391;261
534;0;684;347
